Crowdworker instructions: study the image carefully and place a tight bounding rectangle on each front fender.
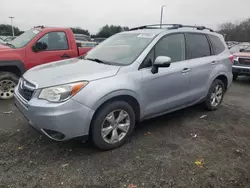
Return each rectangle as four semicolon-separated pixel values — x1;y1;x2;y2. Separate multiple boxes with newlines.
72;70;144;115
0;49;25;62
0;49;26;74
92;89;141;110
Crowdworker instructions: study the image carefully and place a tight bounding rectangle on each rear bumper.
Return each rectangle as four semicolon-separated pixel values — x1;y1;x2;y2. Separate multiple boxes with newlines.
14;87;95;141
232;65;250;75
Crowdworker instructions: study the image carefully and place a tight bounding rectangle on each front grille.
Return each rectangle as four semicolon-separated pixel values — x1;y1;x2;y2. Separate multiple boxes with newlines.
18;79;36;101
18;87;34;101
239;58;250;66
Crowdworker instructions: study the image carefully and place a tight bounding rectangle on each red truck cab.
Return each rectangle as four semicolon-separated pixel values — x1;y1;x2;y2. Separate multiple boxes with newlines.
0;26;92;99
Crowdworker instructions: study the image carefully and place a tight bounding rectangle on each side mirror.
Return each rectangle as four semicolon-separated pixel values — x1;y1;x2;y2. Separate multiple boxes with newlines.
32;42;48;52
151;56;171;74
239;49;244;52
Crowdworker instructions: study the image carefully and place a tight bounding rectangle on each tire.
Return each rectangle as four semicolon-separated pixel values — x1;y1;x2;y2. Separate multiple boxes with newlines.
205;79;225;111
0;72;19;100
233;74;238;81
91;101;136;150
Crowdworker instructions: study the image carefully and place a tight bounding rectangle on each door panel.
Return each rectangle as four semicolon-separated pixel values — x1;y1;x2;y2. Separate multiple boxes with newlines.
26;31;76;69
139;33;191;117
141;61;190;117
185;33;215;103
185;56;215;102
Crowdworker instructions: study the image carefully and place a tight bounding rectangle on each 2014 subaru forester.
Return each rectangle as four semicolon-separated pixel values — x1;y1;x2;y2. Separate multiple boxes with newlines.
14;24;233;150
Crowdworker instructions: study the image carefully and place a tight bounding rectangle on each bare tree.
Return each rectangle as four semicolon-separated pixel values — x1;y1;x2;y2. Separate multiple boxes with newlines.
219;18;250;42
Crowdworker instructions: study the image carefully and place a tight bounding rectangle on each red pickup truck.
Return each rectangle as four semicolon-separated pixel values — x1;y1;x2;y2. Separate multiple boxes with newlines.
232;45;250;80
0;26;92;99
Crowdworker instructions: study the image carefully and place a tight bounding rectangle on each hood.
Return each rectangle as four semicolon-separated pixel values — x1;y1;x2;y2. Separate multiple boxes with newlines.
0;44;10;50
234;52;250;57
23;58;121;88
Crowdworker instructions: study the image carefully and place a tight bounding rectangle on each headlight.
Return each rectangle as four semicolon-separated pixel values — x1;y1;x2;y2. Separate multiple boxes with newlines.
233;56;239;64
233;55;238;61
39;81;88;102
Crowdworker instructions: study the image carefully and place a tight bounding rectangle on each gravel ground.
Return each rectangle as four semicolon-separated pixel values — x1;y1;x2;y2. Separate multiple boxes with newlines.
0;78;250;188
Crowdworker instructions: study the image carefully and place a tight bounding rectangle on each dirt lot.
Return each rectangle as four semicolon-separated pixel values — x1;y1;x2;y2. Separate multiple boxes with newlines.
0;78;250;188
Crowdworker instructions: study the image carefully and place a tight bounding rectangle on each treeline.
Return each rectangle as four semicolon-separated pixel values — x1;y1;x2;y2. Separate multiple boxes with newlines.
219;18;250;42
71;25;129;38
94;25;129;38
0;24;24;36
70;27;90;36
0;24;129;38
2;18;250;41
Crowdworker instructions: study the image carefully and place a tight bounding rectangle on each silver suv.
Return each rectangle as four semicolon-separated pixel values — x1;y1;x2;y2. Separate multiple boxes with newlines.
14;24;233;150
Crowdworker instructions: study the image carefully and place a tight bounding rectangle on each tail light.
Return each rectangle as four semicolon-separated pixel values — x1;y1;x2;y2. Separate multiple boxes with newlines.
229;55;234;64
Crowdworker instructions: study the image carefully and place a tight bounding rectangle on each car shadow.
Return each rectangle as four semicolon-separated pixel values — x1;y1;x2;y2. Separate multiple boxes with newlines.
234;76;250;85
133;104;204;134
41;104;205;152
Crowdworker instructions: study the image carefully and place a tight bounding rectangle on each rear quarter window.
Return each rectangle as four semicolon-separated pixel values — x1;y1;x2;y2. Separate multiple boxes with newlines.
209;35;225;55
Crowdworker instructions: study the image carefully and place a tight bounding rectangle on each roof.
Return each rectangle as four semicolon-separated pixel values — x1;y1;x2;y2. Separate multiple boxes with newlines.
32;26;72;32
125;29;164;35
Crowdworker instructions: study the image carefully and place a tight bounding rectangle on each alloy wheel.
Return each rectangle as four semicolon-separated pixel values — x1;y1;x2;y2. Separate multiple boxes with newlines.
101;109;131;144
210;84;223;107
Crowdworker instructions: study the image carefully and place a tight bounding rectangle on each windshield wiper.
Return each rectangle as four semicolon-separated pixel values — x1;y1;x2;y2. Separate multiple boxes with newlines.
85;58;111;65
6;43;15;49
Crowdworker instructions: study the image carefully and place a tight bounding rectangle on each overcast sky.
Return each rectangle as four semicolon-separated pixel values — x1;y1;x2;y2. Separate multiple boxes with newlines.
1;0;250;34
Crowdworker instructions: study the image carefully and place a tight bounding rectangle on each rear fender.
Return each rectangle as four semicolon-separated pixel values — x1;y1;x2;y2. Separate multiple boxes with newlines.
207;65;231;93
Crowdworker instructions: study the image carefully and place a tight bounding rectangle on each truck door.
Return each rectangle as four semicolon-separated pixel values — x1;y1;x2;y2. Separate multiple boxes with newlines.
25;31;77;69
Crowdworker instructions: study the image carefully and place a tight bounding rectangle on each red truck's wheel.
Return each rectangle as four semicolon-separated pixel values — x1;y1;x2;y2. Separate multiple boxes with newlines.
0;72;18;100
233;74;238;81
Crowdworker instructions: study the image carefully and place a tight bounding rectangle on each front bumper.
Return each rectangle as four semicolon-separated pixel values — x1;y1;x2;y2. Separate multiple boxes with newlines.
232;65;250;75
14;87;95;141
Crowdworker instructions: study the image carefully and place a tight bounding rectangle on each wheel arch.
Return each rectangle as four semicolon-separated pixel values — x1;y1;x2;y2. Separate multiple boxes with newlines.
207;71;229;92
0;60;26;77
215;74;228;90
92;91;142;123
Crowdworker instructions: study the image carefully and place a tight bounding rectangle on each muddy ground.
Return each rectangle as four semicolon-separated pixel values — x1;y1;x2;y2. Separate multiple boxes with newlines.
0;78;250;188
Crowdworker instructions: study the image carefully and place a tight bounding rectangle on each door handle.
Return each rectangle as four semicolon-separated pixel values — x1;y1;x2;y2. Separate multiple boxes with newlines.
61;54;71;59
211;61;217;65
181;68;190;73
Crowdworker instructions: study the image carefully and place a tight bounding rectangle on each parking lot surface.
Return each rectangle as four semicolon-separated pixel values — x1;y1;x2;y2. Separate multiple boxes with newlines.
0;78;250;188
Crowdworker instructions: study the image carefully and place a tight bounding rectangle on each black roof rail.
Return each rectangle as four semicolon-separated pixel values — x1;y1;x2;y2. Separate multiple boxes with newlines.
129;24;214;32
129;24;182;31
176;25;214;32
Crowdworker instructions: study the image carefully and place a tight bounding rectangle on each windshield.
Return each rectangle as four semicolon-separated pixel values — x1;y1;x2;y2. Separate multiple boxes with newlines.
85;33;156;65
0;38;5;45
9;29;40;48
243;45;250;52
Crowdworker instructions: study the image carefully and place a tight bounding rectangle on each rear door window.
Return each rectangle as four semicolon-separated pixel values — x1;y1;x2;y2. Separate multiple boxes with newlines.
155;33;185;62
209;35;225;55
186;33;211;59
